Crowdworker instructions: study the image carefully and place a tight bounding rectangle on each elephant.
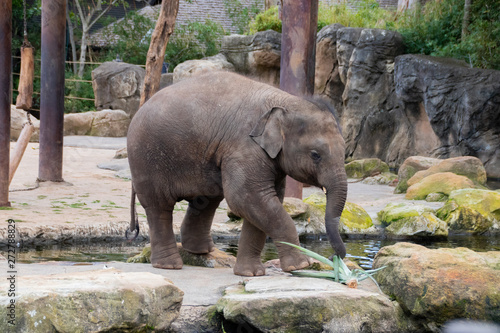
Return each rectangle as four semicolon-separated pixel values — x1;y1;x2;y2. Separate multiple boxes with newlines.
127;72;348;276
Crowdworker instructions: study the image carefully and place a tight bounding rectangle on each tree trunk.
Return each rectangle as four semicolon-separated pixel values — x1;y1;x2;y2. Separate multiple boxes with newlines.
462;0;471;40
77;30;88;78
140;0;180;107
66;0;78;75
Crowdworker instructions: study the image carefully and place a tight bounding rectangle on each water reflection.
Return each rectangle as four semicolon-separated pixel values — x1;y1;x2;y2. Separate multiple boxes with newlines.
3;236;498;270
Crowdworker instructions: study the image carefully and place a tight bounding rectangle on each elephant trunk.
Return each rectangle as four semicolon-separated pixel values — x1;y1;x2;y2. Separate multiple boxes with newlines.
324;167;348;258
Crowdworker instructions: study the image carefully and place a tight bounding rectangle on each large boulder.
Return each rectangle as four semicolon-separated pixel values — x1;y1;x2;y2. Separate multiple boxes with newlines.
405;172;476;200
394;156;441;194
378;202;447;238
221;30;281;86
373;243;500;329
407;156;487;187
0;269;183;332
436;188;500;234
395;55;500;178
172;54;235;83
216;276;405;332
10;106;40;141
92;61;145;117
64;110;130;137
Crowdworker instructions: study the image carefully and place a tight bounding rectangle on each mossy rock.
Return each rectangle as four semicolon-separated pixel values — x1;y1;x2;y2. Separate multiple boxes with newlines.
127;245;152;263
377;202;434;227
345;158;389;178
303;193;373;233
425;192;448;202
407;156;487;187
394;156;441;194
385;212;448;237
405;172;476;200
436;189;500;234
362;172;398;185
340;202;373;232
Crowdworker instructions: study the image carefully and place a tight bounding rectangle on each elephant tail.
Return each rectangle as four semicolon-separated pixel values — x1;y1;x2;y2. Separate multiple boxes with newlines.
125;185;140;240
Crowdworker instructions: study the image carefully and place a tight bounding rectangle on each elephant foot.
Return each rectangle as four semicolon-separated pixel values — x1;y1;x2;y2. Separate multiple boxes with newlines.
181;239;215;254
233;259;266;277
279;253;314;272
151;251;183;270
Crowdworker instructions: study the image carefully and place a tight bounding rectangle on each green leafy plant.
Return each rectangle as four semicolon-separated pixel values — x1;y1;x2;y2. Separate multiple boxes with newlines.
223;0;261;34
280;242;385;290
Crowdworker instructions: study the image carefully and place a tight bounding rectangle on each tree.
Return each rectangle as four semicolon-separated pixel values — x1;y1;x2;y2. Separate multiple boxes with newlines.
461;0;471;40
72;0;124;77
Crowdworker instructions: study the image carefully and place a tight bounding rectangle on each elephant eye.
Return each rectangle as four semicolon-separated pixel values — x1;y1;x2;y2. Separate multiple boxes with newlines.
310;150;321;163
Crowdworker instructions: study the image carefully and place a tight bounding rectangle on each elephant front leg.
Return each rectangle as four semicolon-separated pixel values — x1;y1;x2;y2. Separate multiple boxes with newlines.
146;207;183;269
180;196;222;254
233;220;267;276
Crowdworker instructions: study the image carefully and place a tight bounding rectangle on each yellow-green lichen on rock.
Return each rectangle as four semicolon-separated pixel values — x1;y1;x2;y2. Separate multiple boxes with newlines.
436;189;500;234
345;158;389;178
303;193;374;234
394;156;441;194
378;203;447;237
405;172;476;200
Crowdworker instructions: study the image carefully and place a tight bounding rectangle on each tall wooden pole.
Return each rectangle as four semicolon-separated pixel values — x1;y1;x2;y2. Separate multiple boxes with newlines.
280;0;319;199
0;0;12;207
39;0;67;182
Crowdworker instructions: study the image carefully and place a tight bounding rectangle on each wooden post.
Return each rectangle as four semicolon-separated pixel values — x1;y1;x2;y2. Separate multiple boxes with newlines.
16;44;35;110
39;0;66;182
139;0;180;108
0;0;12;207
9;123;34;185
280;0;319;199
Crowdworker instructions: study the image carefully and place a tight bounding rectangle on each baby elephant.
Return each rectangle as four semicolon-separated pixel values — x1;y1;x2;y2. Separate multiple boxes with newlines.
127;72;347;276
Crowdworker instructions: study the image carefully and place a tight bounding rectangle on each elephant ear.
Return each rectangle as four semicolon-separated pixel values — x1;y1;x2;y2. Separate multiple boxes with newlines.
250;107;285;159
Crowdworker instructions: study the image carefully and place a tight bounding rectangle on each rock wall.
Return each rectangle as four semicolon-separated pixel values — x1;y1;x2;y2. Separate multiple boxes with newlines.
219;26;500;179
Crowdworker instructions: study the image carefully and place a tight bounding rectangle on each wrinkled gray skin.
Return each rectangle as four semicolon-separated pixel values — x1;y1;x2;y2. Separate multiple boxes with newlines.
127;72;347;276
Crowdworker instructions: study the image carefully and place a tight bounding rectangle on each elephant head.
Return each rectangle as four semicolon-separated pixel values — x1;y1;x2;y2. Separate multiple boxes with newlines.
250;99;348;258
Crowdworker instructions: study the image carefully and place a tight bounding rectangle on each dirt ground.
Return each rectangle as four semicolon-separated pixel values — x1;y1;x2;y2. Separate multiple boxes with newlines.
2;137;443;243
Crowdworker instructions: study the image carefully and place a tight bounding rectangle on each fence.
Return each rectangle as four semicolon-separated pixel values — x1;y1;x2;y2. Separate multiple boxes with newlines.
11;58;145;113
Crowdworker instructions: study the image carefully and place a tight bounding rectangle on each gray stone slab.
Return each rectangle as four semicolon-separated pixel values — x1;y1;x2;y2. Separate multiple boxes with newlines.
64;135;127;150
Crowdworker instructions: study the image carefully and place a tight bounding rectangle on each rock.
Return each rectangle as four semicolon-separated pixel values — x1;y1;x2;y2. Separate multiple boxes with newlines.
97;158;130;172
436;189;500;234
425;192;448;202
282;197;308;219
64;110;130;137
127;244;237;268
345;158;390;178
114;147;128;159
160;73;174;89
394;156;441;194
340;28;405;164
408;156;487;187
362;172;398;185
0;269;183;332
315;24;345;115
216;276;402;333
394;55;500;179
90;110;131;137
10;106;40;141
222;30;281;86
336;27;363;85
339;202;374;233
378;202;434;226
405;172;476;200
373;243;500;328
173;54;235;83
92;61;145;117
304;193;375;235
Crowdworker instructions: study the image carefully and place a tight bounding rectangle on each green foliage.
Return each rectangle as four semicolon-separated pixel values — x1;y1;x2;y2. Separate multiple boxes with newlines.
164;20;226;70
223;0;262;34
12;0;42;50
64;69;96;113
250;0;499;70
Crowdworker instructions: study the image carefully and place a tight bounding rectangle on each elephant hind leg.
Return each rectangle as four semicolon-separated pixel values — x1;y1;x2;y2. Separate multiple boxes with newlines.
147;206;183;269
233;220;267;277
180;196;223;254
